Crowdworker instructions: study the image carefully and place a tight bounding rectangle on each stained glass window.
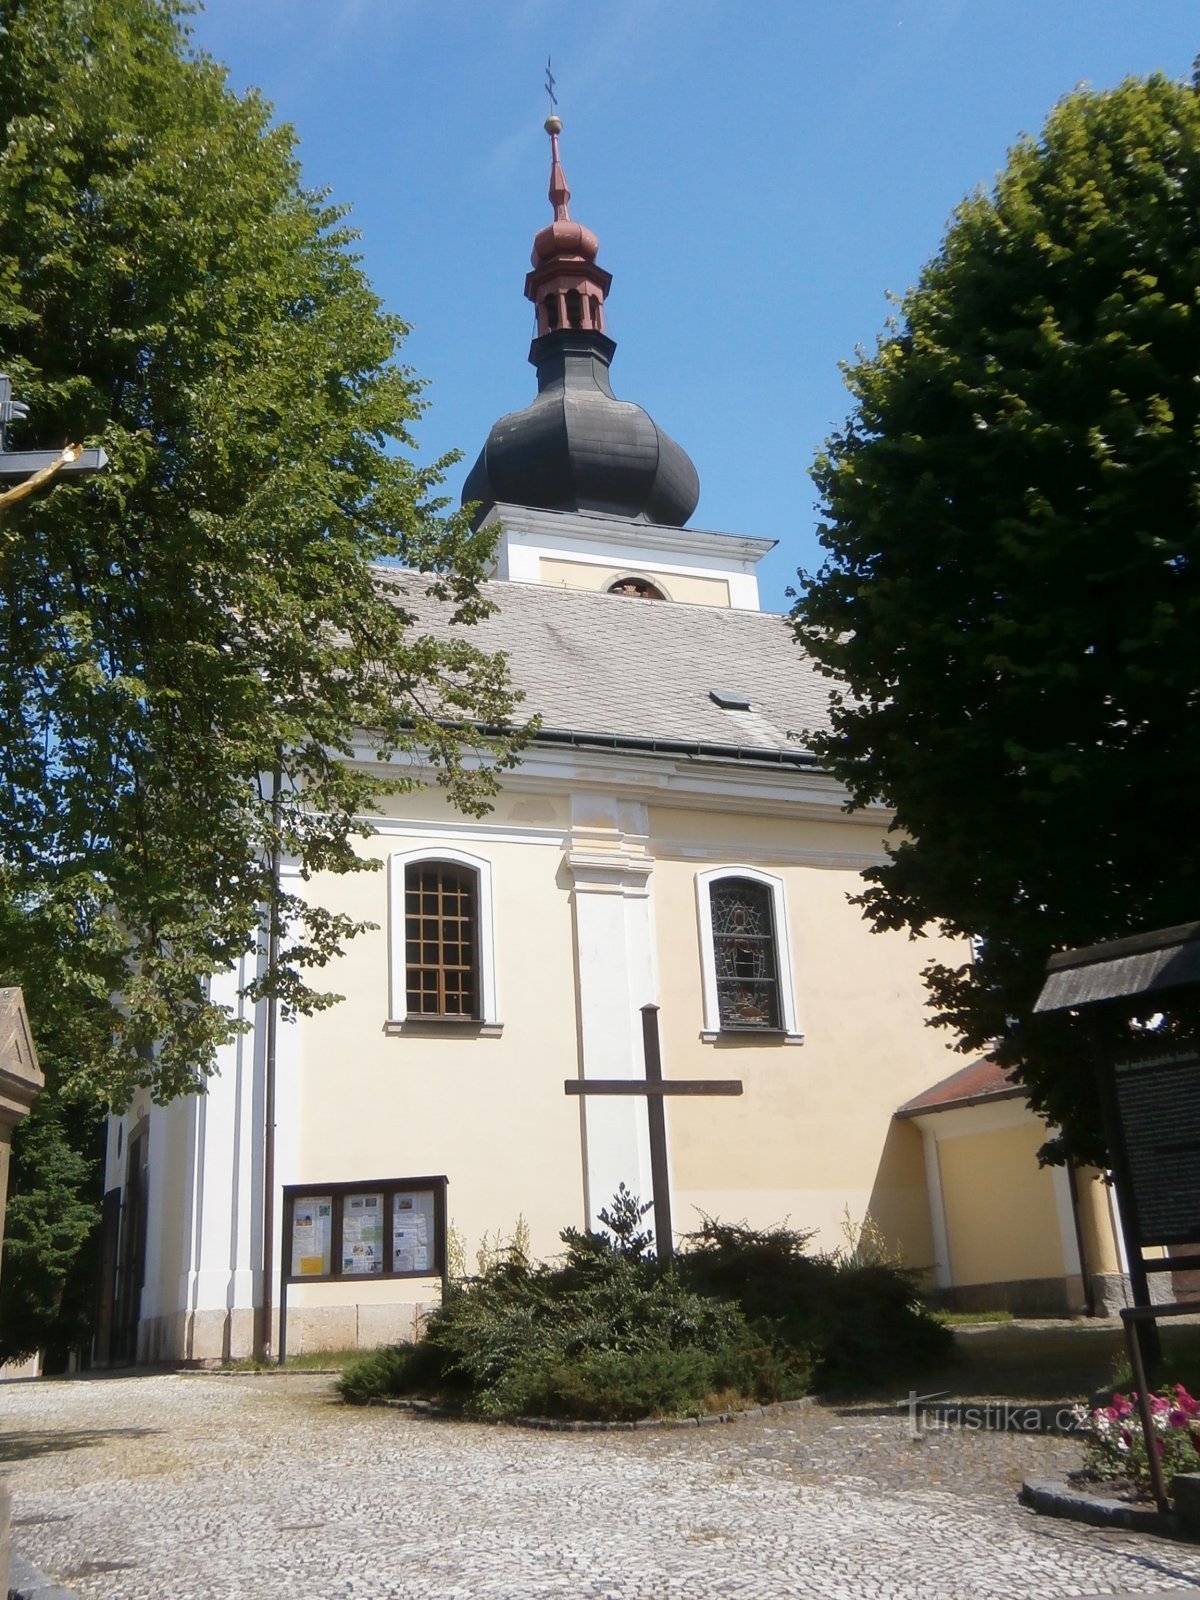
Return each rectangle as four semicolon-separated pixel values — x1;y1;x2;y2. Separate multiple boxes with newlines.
405;861;479;1018
710;878;781;1030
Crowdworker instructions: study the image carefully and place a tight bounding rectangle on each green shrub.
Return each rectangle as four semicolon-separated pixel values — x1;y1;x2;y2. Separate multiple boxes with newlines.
338;1344;423;1404
338;1206;948;1420
339;1225;811;1420
675;1218;952;1389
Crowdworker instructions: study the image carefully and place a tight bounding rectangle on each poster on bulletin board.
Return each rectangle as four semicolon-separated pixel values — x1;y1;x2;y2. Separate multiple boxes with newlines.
340;1192;383;1275
289;1197;332;1277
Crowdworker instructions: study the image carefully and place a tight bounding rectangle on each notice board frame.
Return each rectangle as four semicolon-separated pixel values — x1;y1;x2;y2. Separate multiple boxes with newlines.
279;1175;448;1366
282;1176;448;1286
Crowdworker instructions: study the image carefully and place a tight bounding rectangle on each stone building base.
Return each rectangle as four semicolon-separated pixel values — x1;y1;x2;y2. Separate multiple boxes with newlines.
936;1274;1086;1319
132;1301;438;1365
1088;1270;1176;1318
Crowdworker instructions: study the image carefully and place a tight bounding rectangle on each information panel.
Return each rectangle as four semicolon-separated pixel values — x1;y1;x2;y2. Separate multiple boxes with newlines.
341;1192;384;1275
290;1196;333;1277
1115;1051;1200;1246
392;1190;435;1275
283;1177;447;1282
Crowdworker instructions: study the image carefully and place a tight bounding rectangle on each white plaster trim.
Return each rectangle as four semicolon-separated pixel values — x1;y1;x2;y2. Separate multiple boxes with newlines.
347;741;889;826
920;1124;953;1289
387;846;499;1026
564;844;654;895
383;1020;503;1039
564;799;657;1228
480;503;776;563
694;866;802;1042
353;814;566;849
139;1107;168;1324
698;1029;803;1045
657;838;888;871
907;1097;1034;1141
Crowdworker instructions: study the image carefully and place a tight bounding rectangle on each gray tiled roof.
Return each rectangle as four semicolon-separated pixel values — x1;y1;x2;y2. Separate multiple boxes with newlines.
380;571;833;762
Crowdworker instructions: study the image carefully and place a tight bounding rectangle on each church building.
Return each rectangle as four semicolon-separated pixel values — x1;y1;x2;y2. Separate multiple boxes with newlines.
99;118;1128;1365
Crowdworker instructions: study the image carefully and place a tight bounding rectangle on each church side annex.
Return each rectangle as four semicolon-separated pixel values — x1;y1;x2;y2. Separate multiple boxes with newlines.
99;116;1123;1365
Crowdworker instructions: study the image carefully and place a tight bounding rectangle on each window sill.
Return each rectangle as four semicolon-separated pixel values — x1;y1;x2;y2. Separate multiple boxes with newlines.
384;1019;503;1038
700;1028;804;1046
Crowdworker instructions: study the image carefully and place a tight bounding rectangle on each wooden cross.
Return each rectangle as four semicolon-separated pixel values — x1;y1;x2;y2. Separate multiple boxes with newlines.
565;1003;742;1263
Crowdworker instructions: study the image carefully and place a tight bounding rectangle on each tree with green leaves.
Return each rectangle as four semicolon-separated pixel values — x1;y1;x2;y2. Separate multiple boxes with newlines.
793;72;1200;1164
0;0;524;1358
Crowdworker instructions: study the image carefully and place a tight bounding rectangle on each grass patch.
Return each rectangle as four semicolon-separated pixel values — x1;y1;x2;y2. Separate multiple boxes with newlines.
220;1347;362;1373
339;1209;950;1421
933;1309;1015;1326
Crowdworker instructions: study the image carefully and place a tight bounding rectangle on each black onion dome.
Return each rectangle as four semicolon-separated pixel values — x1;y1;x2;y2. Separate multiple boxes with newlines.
462;329;700;529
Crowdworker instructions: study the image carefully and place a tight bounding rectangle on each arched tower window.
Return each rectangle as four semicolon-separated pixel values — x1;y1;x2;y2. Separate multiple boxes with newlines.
608;577;666;600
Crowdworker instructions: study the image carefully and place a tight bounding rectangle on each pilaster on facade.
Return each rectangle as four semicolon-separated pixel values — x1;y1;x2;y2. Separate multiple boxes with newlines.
563;833;654;896
136;1108;170;1341
919;1123;952;1290
563;801;659;1228
170;953;264;1361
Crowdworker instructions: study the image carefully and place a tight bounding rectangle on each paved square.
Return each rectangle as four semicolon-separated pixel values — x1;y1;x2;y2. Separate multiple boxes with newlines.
3;1373;1200;1598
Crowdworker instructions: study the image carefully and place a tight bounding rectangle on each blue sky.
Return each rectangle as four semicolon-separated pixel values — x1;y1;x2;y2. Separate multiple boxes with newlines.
186;1;1200;612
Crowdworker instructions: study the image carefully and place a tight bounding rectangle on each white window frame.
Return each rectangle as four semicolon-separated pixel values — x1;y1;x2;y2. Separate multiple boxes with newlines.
387;847;500;1029
695;866;802;1044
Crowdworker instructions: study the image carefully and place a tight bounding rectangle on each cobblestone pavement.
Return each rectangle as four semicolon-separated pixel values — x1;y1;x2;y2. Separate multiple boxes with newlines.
2;1373;1200;1600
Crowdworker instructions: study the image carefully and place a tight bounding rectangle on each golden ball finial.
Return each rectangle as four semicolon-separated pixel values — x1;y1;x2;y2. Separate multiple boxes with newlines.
545;114;563;135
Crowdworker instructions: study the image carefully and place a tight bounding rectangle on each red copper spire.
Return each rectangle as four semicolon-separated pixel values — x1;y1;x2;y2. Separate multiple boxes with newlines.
547;115;571;220
525;116;610;338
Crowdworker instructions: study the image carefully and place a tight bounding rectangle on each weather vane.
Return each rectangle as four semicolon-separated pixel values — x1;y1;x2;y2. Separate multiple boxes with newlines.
545;57;557;114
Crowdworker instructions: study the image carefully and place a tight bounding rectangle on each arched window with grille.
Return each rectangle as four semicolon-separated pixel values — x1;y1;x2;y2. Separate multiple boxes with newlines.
695;867;802;1042
387;848;499;1027
405;860;478;1017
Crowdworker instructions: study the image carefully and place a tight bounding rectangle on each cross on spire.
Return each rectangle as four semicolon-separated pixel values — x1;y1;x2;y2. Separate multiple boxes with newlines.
545;57;557;113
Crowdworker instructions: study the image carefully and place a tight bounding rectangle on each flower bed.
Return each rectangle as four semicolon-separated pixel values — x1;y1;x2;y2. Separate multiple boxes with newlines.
1072;1384;1200;1493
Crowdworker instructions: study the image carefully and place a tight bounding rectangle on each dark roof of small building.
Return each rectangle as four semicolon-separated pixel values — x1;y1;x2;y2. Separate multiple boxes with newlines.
1034;922;1200;1013
378;570;833;764
895;1056;1023;1118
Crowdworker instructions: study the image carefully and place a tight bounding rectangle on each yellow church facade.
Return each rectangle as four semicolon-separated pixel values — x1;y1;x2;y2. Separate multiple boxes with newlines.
100;120;1129;1365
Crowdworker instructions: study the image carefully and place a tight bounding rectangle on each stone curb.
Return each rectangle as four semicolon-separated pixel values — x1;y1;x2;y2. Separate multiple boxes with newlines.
1019;1477;1186;1540
8;1551;79;1599
373;1394;815;1431
175;1367;345;1378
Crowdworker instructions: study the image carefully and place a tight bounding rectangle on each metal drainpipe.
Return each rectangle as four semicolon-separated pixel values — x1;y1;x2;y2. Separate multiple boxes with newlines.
257;761;282;1365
